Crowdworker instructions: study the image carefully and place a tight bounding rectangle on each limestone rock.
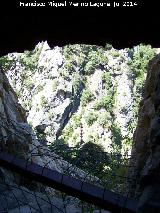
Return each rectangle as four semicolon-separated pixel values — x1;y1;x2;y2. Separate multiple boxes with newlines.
128;54;160;212
0;68;100;212
4;43;148;155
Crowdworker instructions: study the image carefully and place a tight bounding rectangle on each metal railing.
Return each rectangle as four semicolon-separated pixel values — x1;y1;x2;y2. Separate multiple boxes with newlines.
0;113;139;212
0;152;138;213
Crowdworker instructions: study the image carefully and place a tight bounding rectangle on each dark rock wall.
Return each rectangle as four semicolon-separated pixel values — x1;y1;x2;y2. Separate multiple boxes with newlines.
128;54;160;212
0;68;30;156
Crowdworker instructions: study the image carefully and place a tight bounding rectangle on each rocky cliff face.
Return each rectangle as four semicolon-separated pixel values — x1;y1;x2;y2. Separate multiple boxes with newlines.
0;67;103;212
128;54;160;212
0;68;29;155
0;41;158;212
1;41;156;157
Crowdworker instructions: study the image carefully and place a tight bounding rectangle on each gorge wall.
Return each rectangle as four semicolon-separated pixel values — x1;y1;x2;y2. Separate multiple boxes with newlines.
128;54;160;212
0;41;160;212
1;41;156;157
0;67;103;212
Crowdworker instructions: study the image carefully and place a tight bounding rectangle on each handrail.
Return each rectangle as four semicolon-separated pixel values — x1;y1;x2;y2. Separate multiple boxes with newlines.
0;152;138;213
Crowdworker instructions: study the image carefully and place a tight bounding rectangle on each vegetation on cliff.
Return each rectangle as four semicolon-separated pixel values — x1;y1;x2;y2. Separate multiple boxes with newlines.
0;42;157;189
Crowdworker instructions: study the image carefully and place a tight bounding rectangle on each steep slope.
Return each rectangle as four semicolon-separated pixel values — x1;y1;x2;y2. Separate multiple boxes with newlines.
1;42;156;155
128;54;160;212
0;67;104;212
0;42;157;190
0;41;159;212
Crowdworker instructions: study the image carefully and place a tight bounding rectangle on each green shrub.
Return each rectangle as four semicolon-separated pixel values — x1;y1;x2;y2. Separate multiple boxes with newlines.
64;60;74;74
62;125;74;141
63;44;108;78
110;50;121;58
84;61;96;75
25;78;34;90
93;101;101;110
105;43;113;50
84;50;108;75
72;73;81;95
0;56;13;71
85;112;98;126
19;46;42;72
35;106;40;112
130;44;156;78
28;121;33;127
72;114;81;128
72;133;79;144
81;89;94;106
52;81;58;92
40;95;47;107
102;72;113;90
36;84;44;93
102;94;114;110
94;92;114;112
98;112;111;127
